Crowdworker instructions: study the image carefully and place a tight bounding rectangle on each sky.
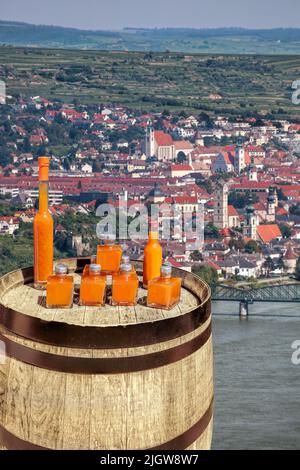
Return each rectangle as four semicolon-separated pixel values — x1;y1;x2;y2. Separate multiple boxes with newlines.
1;0;300;30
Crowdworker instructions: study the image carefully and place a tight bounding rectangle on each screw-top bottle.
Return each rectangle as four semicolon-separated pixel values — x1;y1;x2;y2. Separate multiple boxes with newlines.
143;222;162;288
147;262;181;310
79;263;107;307
46;264;74;308
112;262;139;306
96;233;122;273
34;157;54;289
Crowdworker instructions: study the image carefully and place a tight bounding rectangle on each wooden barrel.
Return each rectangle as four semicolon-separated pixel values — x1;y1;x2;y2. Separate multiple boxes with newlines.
0;258;213;450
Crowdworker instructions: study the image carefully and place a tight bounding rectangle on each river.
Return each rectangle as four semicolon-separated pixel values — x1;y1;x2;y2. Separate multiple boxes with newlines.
212;301;300;450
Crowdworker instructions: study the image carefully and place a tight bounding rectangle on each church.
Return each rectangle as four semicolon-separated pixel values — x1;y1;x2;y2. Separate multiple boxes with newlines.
145;126;193;162
212;140;251;174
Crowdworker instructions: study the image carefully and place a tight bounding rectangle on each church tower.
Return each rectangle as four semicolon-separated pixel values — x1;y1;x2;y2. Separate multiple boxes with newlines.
235;138;245;174
145;125;155;158
267;187;276;222
243;201;257;239
248;156;257;181
214;182;228;229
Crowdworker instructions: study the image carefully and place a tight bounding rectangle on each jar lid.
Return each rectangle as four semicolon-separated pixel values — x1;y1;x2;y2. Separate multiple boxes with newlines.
161;263;172;275
120;263;132;272
55;264;68;275
90;263;101;273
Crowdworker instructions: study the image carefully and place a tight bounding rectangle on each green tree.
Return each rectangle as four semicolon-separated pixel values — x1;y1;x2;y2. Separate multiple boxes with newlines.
290;204;300;216
228;191;258;209
204;222;220;240
190;250;203;262
245;240;261;253
229;238;245;251
193;265;218;286
263;256;275;275
279;223;291;239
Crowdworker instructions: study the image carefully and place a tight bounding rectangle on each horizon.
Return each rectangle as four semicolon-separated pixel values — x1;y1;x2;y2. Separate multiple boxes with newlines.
2;19;300;32
1;0;300;30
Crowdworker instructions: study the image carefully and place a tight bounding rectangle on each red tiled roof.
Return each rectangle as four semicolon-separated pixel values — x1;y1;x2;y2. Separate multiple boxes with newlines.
173;196;198;204
256;224;282;243
174;141;193;150
244;150;251;165
222;151;234;165
219;228;231;238
253;202;266;212
246;146;265;153
289;124;300;131
206;260;222;270
154;131;173;146
228;205;239;217
0;216;19;224
170;164;193;171
276;207;288;216
166;257;183;268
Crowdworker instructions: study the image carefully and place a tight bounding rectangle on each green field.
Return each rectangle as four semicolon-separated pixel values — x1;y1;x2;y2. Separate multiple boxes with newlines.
1;46;300;119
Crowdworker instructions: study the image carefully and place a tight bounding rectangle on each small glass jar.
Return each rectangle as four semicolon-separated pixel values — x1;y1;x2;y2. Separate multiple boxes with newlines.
112;262;139;306
147;263;181;310
96;234;122;274
79;264;107;307
46;264;74;309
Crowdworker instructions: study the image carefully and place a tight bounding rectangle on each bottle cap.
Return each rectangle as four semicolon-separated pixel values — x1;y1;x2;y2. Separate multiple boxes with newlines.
90;263;101;273
55;264;68;275
38;156;50;181
121;254;130;264
161;263;172;275
120;263;132;272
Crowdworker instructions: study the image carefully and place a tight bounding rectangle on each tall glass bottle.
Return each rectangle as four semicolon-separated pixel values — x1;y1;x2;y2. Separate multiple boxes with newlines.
143;223;162;288
33;157;54;289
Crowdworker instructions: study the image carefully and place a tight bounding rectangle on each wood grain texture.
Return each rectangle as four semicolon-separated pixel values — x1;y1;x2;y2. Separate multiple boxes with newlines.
0;260;213;450
0;280;198;327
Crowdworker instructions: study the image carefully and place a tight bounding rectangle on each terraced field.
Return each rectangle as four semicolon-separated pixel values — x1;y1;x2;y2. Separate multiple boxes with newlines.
1;47;300;119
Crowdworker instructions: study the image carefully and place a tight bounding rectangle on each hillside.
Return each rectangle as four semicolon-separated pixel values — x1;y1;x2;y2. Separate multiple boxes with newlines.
1;21;300;54
1;46;300;120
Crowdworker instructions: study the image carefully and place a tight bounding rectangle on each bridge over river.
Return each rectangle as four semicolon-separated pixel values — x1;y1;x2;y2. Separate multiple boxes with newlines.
212;283;300;316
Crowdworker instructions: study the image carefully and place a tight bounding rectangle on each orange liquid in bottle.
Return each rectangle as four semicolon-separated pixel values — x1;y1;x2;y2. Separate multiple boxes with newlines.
143;230;162;288
96;238;122;273
112;263;139;306
46;265;74;308
34;157;54;289
79;264;106;306
147;264;181;310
